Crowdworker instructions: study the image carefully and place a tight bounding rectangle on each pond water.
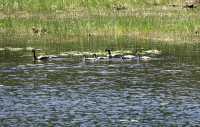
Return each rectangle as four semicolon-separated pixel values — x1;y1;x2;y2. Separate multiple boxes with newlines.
0;40;200;126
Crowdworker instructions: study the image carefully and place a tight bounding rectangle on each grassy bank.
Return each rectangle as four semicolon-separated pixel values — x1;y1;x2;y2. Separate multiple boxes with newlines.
0;0;200;48
0;0;183;12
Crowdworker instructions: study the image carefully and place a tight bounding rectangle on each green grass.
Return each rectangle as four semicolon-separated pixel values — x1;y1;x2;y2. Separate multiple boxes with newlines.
0;0;176;12
0;0;200;48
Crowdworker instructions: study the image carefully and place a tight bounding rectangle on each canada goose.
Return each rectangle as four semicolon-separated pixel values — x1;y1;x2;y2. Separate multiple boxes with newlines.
32;49;50;61
121;48;142;60
122;48;152;61
135;49;152;61
105;49;123;59
96;55;109;62
139;56;151;61
83;54;109;62
83;54;98;62
122;55;137;60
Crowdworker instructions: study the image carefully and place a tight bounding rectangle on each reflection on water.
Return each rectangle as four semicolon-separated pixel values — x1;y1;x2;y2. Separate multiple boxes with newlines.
0;42;200;126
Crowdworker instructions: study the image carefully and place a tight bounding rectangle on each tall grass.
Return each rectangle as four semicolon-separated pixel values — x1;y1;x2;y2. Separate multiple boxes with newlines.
1;11;200;38
0;0;178;12
0;0;200;52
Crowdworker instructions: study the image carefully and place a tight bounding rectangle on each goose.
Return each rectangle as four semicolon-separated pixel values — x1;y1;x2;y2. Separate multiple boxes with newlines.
91;54;108;60
121;48;142;60
83;54;109;62
122;48;152;61
83;54;98;62
135;48;152;61
32;49;50;61
122;55;151;62
95;54;109;62
105;49;123;59
105;49;124;62
122;55;137;60
139;56;151;61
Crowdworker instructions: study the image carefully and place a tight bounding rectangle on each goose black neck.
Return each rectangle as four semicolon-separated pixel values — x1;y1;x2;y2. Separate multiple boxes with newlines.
93;54;97;58
32;50;37;60
107;50;112;58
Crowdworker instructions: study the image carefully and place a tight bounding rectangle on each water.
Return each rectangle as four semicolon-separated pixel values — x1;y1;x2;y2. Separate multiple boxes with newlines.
0;41;200;126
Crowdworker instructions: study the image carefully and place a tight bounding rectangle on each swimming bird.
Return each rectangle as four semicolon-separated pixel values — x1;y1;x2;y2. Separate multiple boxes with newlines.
121;48;143;61
122;55;137;60
83;54;110;62
139;56;151;61
32;49;50;61
83;54;98;62
105;49;123;59
122;48;152;61
95;54;109;62
135;48;152;61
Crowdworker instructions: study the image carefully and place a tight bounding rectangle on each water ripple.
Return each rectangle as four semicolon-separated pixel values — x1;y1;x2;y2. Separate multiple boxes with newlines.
0;57;200;126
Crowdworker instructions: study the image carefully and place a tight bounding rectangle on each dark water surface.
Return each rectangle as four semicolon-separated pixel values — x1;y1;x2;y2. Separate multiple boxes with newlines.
0;42;200;126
